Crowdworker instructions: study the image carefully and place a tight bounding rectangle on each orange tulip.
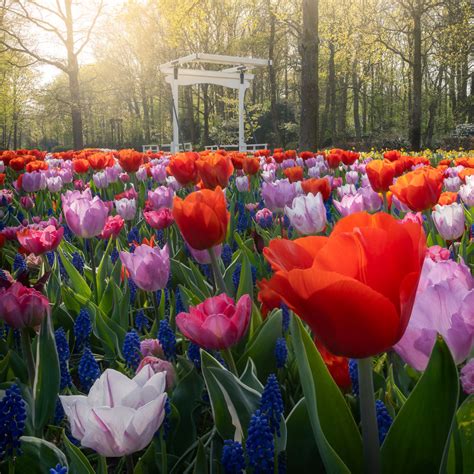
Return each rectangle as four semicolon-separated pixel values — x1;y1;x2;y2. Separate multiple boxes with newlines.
88;152;110;170
118;149;144;173
300;178;331;201
273;152;286;164
196;153;234;189
167;152;199;186
257;278;282;318
389;167;444;212
326;153;342;169
455;157;474;168
459;168;474;182
73;159;90;174
366;160;396;192
173;187;229;250
242;157;260;176
283;166;304;183
438;191;458;206
383;150;402;162
25;161;48;172
9;157;25;171
230;152;245;170
263;212;426;358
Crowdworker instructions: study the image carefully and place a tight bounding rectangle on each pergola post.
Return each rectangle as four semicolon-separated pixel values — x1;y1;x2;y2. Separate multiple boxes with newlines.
171;75;179;154
238;74;246;152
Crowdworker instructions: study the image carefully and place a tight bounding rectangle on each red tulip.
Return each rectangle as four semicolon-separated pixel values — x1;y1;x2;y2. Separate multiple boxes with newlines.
196;153;234;189
167;152;199;186
263;212;426;358
366;160;396;193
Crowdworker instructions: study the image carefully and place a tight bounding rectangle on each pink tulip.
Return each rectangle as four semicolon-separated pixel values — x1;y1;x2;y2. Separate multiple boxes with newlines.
19;196;34;210
60;367;167;457
62;189;108;238
115;198;136;221
394;257;474;371
120;244;170;292
333;193;365;216
0;282;50;329
99;215;124;239
147;186;174;210
176;293;251;350
136;356;175;388
426;245;450;262
144;209;174;230
17;225;64;255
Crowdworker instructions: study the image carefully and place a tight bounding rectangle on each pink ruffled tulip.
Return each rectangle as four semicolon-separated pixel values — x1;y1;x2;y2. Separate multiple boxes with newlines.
0;282;50;329
62;189;108;238
60;367;167;457
99;215;124;239
136;356;175;388
426;245;450;262
120;244;170;292
17;225;64;255
176;293;251;350
394;258;474;371
144;208;174;230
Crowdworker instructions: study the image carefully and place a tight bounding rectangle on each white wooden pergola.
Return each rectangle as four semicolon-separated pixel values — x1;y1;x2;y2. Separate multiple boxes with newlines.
159;53;271;153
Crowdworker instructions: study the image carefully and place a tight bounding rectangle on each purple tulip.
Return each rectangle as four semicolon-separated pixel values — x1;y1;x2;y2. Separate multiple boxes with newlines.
151;164;167;183
333;193;365;216
136;167;148;181
186;242;222;264
394;258;474;371
93;171;109;189
346;171;359;185
60;367;167;457
46;176;63;192
148;186;174;210
284;192;327;235
22;171;46;192
105;164;121;183
61;189;109;238
444;176;461;192
235;176;249;192
261;179;297;212
459;176;474;206
115;198;137;221
432;203;465;241
336;184;357;199
358;186;383;212
120;244;170;292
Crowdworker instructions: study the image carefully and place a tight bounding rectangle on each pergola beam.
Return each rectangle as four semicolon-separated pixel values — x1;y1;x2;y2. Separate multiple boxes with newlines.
160;53;271;69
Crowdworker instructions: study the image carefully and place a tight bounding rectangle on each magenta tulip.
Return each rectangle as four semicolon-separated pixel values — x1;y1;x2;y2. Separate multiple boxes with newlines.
176;293;251;350
0;282;50;329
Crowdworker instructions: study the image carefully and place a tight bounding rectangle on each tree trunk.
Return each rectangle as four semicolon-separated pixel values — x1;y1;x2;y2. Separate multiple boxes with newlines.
65;0;83;149
268;1;281;147
202;83;210;146
410;0;422;151
299;0;319;150
352;61;361;140
141;82;151;143
328;42;336;144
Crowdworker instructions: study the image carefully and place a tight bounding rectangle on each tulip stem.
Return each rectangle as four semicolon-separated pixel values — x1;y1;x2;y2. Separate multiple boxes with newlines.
207;247;228;294
20;328;35;388
88;239;99;303
358;357;381;474
161;431;168;474
126;455;134;474
221;347;238;376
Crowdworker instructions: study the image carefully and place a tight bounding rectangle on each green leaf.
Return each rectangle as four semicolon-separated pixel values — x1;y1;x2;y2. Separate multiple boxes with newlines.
34;315;60;434
201;351;261;441
63;433;95;474
239;358;264;393
237;310;282;381
15;436;67;473
134;439;159;474
193;439;208;474
236;253;253;300
96;238;113;299
381;338;459;473
286;398;324;473
58;247;92;300
290;316;363;474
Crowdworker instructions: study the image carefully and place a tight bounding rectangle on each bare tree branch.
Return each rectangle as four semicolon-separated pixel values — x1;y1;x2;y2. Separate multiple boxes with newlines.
75;0;104;56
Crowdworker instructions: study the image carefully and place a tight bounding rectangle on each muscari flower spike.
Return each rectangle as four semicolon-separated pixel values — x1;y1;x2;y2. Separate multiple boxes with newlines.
260;374;284;436
275;337;288;369
376;399;393;444
13;253;26;274
129;278;137;305
158;318;176;361
222;244;233;268
49;464;68;474
46;251;55;267
187;342;201;369
72;251;84;275
281;303;290;333
349;359;359;396
0;384;27;460
55;328;72;389
246;409;275;474
135;309;150;333
111;247;119;264
74;308;92;352
221;440;246;474
123;329;141;371
78;347;100;392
